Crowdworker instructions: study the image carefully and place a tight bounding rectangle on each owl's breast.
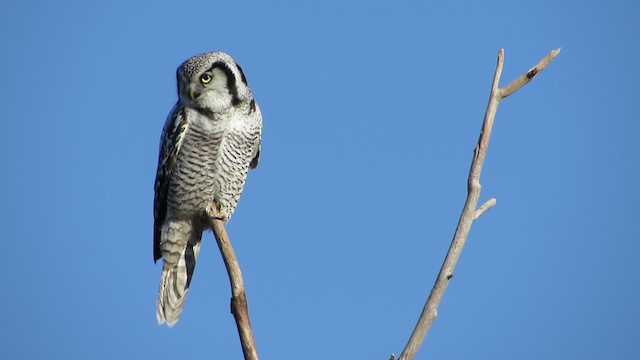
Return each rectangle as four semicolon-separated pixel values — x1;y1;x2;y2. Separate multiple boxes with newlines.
166;111;225;217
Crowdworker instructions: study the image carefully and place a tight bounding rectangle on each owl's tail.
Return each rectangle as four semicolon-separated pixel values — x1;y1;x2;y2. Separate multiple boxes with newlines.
156;220;202;327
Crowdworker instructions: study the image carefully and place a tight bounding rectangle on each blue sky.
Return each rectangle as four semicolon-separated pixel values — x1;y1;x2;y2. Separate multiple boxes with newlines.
1;0;639;359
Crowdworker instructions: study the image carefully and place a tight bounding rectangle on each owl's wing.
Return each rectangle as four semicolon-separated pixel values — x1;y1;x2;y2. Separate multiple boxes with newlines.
154;105;189;262
249;141;260;169
248;101;262;169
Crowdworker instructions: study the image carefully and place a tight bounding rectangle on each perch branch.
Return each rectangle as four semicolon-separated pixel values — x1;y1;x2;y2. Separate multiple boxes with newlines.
207;204;259;360
398;48;560;360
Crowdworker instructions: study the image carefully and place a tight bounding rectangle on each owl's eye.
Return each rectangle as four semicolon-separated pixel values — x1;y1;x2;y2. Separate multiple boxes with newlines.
200;73;212;84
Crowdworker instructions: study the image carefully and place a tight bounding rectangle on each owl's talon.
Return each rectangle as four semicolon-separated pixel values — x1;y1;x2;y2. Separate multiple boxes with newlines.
206;203;229;222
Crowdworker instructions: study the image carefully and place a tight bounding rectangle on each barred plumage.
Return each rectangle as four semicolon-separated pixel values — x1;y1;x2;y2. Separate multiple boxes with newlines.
153;52;262;327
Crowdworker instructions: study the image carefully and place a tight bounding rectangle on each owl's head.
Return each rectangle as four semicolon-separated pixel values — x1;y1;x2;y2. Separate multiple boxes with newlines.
176;52;252;112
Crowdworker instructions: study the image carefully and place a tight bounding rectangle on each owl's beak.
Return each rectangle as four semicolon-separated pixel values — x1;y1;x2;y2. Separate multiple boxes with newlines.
188;85;201;100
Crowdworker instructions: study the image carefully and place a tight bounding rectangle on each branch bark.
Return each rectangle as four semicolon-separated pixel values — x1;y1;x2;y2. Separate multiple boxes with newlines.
207;205;259;360
398;48;560;360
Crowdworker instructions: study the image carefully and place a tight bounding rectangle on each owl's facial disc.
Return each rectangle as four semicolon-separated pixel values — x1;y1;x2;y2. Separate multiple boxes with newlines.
188;83;201;100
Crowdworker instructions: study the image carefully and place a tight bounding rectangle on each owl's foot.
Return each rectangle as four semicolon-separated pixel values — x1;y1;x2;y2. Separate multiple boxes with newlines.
206;202;229;222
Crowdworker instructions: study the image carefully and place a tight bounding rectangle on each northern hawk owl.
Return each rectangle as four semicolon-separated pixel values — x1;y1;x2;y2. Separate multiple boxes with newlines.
153;52;262;326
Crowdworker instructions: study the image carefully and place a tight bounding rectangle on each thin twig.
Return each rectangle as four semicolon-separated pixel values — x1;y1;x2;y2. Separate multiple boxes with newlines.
499;48;561;99
207;205;259;360
474;198;497;220
397;48;560;360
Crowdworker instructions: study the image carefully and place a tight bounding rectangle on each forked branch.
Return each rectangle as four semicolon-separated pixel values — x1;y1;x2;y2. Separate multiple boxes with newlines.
397;48;560;360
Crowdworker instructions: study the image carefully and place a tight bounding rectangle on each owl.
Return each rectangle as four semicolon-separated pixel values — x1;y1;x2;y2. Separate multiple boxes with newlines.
153;52;262;326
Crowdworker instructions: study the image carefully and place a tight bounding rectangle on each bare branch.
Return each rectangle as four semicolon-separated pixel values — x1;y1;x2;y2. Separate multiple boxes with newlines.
397;48;560;360
499;48;561;99
207;204;259;360
474;198;497;220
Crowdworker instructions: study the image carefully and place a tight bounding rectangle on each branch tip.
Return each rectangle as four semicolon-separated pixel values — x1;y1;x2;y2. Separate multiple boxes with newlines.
500;48;561;98
474;198;497;220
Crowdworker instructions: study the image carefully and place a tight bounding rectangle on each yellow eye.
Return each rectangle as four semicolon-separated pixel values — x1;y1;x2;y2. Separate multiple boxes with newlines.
200;73;212;84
